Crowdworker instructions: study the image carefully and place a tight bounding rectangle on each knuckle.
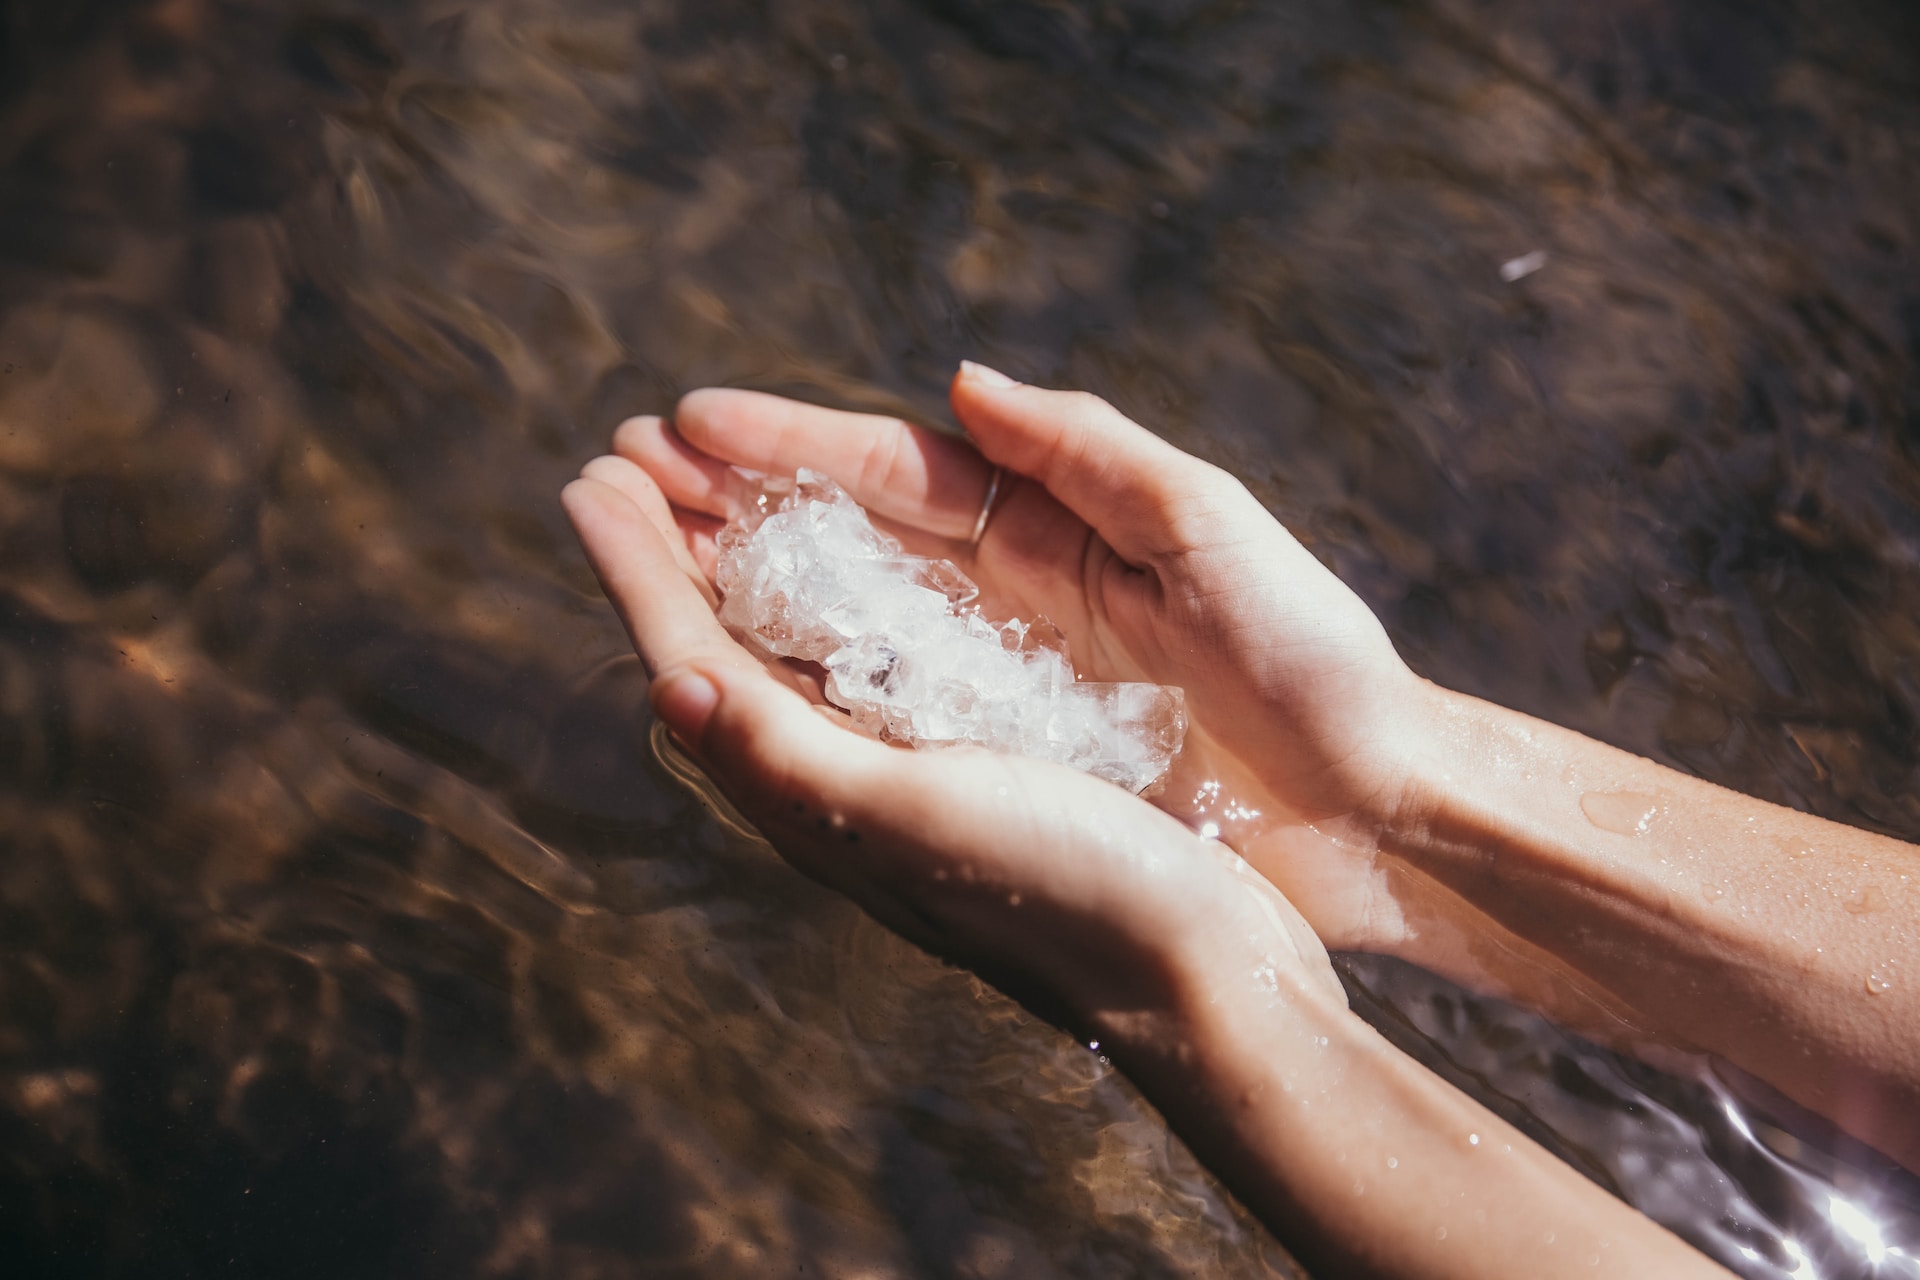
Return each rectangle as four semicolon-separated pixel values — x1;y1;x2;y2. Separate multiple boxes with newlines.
1185;456;1244;496
858;421;907;496
1060;389;1132;438
1154;462;1254;554
1062;388;1113;416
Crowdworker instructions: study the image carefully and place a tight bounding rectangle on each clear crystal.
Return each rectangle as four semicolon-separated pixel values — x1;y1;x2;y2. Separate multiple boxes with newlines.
714;469;1187;793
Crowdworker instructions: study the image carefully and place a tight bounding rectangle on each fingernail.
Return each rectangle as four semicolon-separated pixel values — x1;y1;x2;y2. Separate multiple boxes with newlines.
651;668;719;742
960;360;1019;389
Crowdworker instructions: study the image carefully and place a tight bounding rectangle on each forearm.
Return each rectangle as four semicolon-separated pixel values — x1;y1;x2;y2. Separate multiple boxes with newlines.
1378;681;1920;1166
1107;948;1727;1279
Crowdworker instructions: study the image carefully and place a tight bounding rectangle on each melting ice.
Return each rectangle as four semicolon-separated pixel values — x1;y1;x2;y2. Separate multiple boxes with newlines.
715;469;1186;793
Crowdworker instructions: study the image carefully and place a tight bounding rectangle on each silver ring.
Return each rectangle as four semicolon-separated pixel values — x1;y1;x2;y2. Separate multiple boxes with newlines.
969;466;1005;546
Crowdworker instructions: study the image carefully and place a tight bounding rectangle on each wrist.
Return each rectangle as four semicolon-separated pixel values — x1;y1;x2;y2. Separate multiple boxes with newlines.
1126;921;1724;1279
1355;684;1697;1034
1131;946;1519;1276
1083;843;1349;1050
1108;898;1366;1144
1365;674;1472;840
1222;674;1465;955
1356;681;1563;962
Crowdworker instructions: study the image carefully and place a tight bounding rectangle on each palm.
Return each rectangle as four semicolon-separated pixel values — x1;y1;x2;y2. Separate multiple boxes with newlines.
1008;502;1404;827
612;377;1415;848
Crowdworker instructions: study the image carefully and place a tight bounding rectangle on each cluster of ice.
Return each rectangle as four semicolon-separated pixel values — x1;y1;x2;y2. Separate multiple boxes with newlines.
714;470;1186;793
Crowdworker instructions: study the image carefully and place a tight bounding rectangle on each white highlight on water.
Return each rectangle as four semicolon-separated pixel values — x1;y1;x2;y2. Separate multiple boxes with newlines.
1500;249;1549;282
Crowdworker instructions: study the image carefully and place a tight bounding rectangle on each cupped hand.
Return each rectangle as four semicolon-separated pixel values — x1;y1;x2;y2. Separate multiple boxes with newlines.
602;364;1430;949
560;454;1345;1046
565;383;1743;1280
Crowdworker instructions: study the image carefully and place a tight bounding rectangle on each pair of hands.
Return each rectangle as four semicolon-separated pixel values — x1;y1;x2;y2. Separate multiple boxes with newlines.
562;363;1423;1040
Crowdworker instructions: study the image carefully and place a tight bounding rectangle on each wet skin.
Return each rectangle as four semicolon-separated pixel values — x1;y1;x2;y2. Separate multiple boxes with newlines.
563;363;1917;1275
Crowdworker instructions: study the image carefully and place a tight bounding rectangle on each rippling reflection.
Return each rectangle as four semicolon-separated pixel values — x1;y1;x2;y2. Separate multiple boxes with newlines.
2;0;1918;1274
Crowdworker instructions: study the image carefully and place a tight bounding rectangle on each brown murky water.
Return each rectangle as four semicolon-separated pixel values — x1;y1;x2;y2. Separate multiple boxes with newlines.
4;0;1920;1275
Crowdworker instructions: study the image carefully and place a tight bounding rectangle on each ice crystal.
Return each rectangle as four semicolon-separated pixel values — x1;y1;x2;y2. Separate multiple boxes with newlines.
715;470;1186;793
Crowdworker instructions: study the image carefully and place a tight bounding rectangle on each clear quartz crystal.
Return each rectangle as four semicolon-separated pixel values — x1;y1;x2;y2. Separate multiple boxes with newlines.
714;469;1186;793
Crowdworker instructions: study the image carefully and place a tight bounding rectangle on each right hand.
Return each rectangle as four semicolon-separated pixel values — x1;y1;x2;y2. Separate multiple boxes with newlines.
560;453;1348;1048
609;364;1433;949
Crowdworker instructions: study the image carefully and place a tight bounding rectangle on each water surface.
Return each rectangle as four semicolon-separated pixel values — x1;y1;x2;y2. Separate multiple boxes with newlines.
4;0;1920;1275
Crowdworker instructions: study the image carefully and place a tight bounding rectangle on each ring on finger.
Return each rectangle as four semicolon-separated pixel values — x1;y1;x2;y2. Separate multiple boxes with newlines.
969;466;1005;547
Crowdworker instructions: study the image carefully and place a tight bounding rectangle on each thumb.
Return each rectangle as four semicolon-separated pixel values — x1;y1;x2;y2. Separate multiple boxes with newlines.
652;662;887;809
649;661;939;864
948;363;1240;564
648;660;984;946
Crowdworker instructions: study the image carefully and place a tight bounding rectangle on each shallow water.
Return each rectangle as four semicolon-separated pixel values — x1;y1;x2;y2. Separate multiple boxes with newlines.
3;0;1919;1275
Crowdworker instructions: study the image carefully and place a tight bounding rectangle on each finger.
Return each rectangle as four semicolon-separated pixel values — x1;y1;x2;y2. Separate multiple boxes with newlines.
657;661;896;822
683;519;722;579
578;454;716;601
648;660;935;898
950;362;1240;565
611;415;735;518
673;387;994;541
561;477;755;679
601;425;929;573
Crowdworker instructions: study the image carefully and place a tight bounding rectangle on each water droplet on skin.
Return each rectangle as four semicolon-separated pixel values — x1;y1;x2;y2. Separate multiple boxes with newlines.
1845;885;1888;915
1468;1133;1480;1146
1386;1157;1398;1169
1580;790;1663;836
1867;972;1892;995
1435;1227;1448;1241
1702;882;1725;902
